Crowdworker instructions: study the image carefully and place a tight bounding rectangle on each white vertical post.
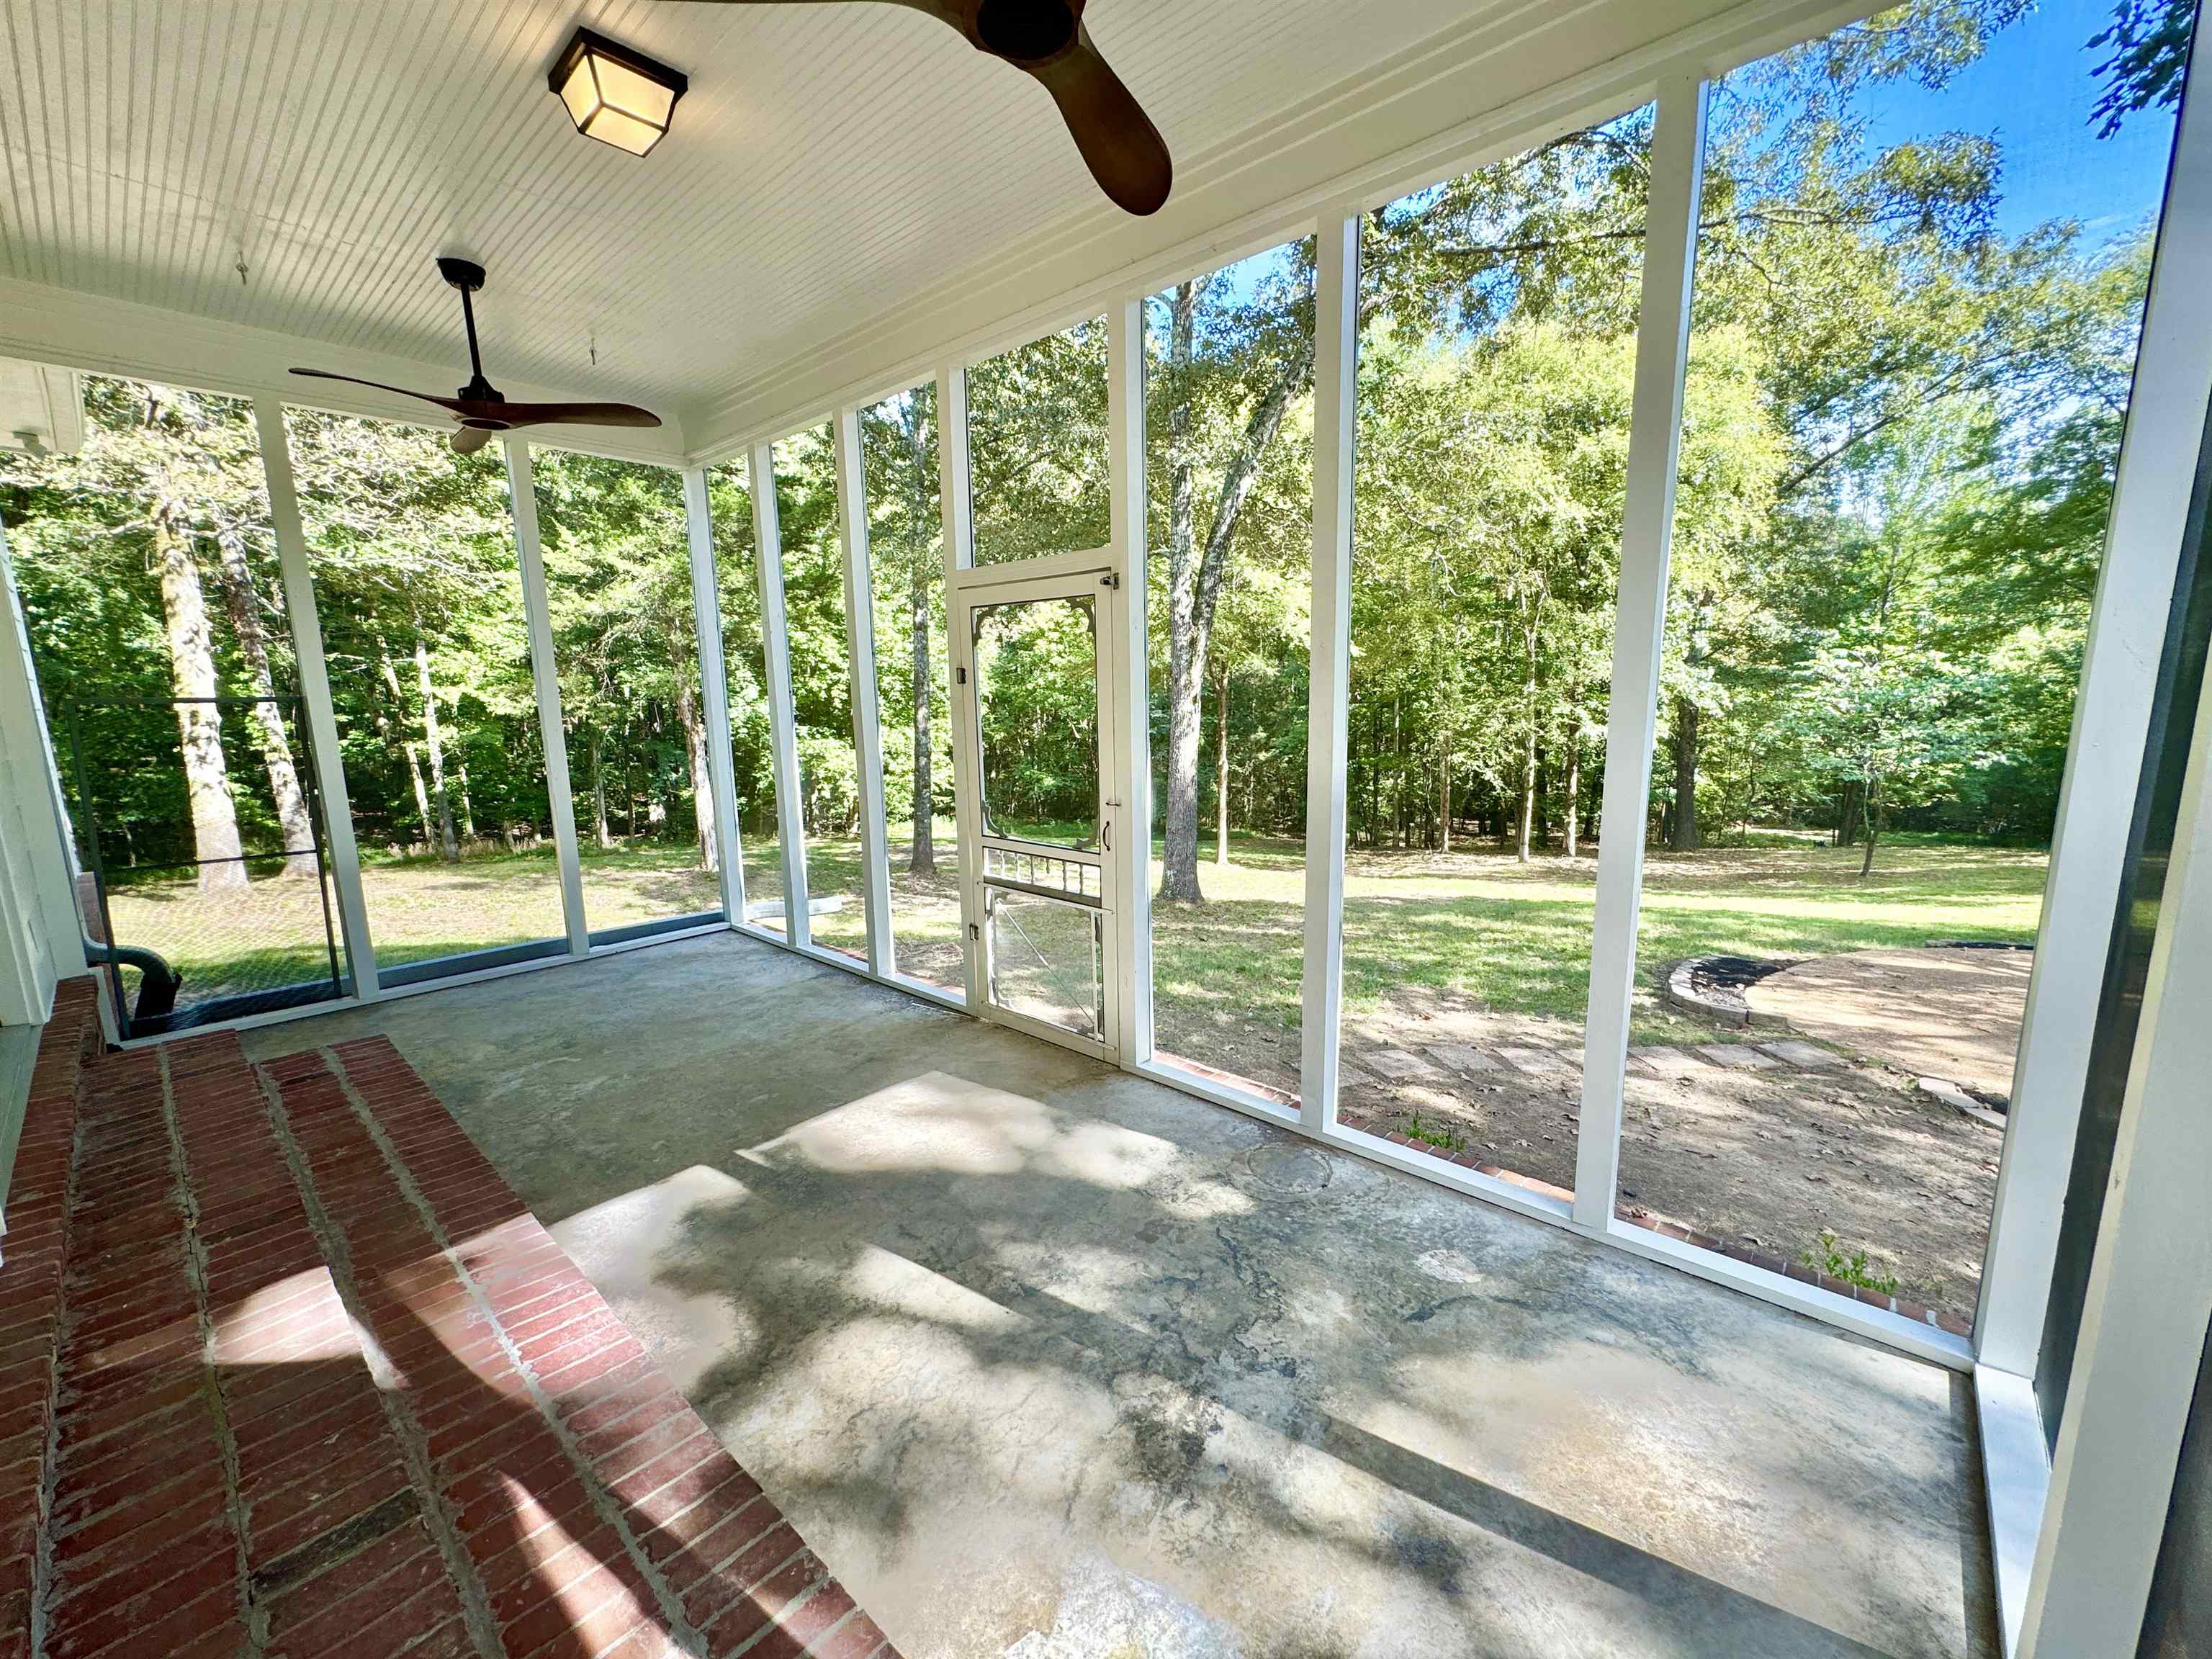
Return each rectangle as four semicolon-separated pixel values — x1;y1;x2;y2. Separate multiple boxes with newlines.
1977;33;2212;1374
1572;76;1707;1233
752;441;811;950
684;466;745;925
1106;296;1154;1064
938;365;984;1008
504;438;590;957
1299;204;1361;1136
2016;639;2212;1658
835;408;895;977
256;398;379;999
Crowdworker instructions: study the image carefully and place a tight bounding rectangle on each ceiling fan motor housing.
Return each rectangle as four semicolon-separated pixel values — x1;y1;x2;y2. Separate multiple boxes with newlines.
974;0;1080;64
436;256;487;293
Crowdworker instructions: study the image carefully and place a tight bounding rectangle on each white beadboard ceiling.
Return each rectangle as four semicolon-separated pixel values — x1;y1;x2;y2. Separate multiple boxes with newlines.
0;0;1483;435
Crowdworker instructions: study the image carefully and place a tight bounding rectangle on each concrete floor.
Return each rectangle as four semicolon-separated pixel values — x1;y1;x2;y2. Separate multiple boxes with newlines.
246;931;2000;1659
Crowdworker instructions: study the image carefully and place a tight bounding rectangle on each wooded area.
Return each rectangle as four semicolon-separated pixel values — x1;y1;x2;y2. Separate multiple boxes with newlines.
0;0;2184;1021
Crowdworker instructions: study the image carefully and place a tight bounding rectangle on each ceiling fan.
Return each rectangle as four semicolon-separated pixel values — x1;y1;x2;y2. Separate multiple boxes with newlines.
289;258;662;455
670;0;1172;215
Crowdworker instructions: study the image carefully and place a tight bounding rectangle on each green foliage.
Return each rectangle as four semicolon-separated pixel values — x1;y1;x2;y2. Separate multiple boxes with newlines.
2089;0;2198;134
1804;1229;1901;1295
968;319;1112;564
1404;1112;1467;1154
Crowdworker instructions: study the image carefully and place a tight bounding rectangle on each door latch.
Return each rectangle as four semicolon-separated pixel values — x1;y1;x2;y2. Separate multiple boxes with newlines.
968;922;980;941
956;665;967;684
1100;572;1121;590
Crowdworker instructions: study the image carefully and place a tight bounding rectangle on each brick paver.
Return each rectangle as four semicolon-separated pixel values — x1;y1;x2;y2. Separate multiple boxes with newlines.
0;992;902;1659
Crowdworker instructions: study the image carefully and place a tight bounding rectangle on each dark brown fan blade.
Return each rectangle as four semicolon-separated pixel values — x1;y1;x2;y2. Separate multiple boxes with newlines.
656;1;1170;214
289;367;467;414
1019;24;1170;216
487;402;663;429
450;426;495;455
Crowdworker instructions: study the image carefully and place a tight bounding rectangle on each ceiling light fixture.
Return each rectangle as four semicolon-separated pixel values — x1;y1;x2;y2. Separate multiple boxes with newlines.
549;27;688;158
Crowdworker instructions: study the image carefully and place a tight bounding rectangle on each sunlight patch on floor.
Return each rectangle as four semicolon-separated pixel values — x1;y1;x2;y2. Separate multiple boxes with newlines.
547;1164;754;1393
766;1071;1180;1190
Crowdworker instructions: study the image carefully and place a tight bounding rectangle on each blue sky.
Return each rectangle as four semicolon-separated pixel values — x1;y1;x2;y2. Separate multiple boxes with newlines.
1822;0;2180;249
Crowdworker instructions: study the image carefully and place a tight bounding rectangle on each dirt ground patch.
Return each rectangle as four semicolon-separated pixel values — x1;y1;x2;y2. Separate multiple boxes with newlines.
1749;945;2031;1100
1307;983;2000;1324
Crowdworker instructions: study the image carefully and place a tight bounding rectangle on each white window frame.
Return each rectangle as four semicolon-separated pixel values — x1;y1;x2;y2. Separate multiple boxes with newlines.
834;407;896;980
685;464;746;927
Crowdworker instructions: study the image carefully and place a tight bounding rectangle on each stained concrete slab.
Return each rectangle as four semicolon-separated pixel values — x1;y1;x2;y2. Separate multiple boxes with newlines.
246;932;1999;1659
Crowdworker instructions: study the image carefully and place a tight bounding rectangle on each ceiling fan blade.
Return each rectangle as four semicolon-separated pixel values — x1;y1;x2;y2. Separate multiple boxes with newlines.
653;1;1170;214
1017;25;1171;216
450;426;495;456
488;402;664;430
289;367;467;414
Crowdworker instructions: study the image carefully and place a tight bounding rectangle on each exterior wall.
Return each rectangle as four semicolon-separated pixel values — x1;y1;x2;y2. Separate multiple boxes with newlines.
0;513;81;1028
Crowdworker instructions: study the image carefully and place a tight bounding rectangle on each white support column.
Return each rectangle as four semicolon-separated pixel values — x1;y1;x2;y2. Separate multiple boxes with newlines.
1572;76;1707;1233
256;398;379;1000
683;467;745;925
504;438;589;957
835;408;895;977
937;365;984;1008
752;441;811;950
2016;632;2212;1658
1106;297;1153;1064
1977;33;2212;1374
1299;203;1361;1136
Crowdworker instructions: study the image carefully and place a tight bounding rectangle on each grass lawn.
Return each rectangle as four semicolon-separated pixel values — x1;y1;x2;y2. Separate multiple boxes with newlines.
1146;830;2047;1091
102;824;2046;1046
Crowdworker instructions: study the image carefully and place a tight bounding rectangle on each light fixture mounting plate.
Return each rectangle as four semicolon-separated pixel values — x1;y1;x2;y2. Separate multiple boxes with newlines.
437;257;487;295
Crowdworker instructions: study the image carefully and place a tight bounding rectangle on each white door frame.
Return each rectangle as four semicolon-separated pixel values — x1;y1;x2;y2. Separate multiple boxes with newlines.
949;550;1129;1062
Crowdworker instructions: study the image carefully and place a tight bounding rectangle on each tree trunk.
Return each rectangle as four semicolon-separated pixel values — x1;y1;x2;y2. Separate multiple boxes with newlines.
1516;732;1537;863
904;401;938;876
1159;280;1207;904
1516;618;1539;863
1392;698;1406;848
153;495;248;891
376;643;433;855
678;677;716;872
590;733;612;849
1161;282;1318;903
1214;662;1231;869
1835;780;1863;848
210;526;315;877
413;639;459;862
1668;695;1702;851
457;763;476;840
1563;734;1581;858
1437;732;1452;855
1859;773;1885;878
